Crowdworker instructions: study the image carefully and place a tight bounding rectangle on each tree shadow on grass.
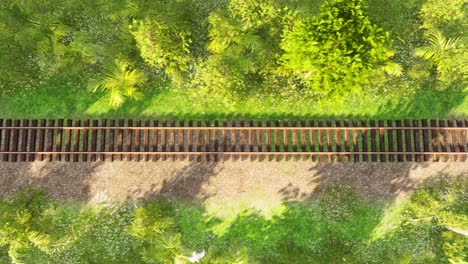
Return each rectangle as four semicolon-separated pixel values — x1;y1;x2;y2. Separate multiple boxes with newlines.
375;86;467;119
213;193;385;263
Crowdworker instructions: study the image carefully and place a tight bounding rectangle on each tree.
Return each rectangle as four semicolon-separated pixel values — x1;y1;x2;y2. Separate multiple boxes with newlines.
279;0;401;96
189;0;287;102
91;59;145;108
129;0;195;84
0;189;50;264
128;201;187;264
414;30;466;84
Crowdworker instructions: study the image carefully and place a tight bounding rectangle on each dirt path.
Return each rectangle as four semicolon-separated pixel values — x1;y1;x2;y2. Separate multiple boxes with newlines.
1;161;466;216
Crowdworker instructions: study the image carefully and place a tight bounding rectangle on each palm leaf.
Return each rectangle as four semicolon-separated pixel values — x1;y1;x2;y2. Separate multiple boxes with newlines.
27;231;49;252
382;61;403;76
90;59;146;108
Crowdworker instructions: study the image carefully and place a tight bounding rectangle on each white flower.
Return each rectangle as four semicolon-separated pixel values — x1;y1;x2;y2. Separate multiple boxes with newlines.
188;250;206;263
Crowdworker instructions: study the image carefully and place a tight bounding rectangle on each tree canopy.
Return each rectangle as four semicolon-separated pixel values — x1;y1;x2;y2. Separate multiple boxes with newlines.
0;0;465;107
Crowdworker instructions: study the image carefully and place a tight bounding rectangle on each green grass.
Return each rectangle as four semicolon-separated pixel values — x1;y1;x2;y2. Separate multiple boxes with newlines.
0;77;466;120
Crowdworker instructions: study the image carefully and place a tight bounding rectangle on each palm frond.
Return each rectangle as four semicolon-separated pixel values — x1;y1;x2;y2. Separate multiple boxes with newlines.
27;231;49;252
90;59;146;108
15;210;31;225
8;240;28;264
382;61;403;76
415;29;461;60
241;33;264;53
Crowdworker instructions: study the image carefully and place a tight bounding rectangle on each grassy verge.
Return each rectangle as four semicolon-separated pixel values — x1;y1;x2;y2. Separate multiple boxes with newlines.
0;77;466;120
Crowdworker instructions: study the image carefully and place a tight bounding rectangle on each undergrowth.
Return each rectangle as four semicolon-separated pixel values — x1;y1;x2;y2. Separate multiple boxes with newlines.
0;174;466;263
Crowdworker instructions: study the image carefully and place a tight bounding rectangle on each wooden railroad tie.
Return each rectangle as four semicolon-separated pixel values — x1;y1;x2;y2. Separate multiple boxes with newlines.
0;119;466;162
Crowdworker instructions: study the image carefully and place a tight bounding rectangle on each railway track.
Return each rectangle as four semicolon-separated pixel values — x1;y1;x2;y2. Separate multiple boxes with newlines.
0;119;466;162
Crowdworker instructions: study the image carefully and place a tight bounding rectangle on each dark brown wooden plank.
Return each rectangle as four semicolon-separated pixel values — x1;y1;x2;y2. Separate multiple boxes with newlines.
404;120;413;161
430;120;439;161
266;120;272;161
421;120;430;161
152;120;159;161
239;119;246;160
291;119;298;161
28;120;38;161
447;120;457;161
456;120;467;162
352;120;359;161
117;119;124;161
11;120;20;162
20;120;29;162
37;119;46;161
90;120;98;162
108;120;116;161
326;120;333;161
439;120;448;162
318;120;325;162
134;120;142;162
413;120;422;162
248;120;255;161
257;120;264;161
100;120;107;161
72;120;81;162
64;120;72;162
300;120;307;161
222;120;228;161
283;119;289;161
395;120;404;162
275;120;280;161
196;120;202;162
178;120;185;161
125;120;133;161
81;120;89;162
213;120;219;162
310;120;317;161
387;120;395;162
343;120;350;162
378;120;386;162
161;119;167;161
54;119;64;161
143;120;150;161
46;120;55;162
361;120;368;162
335;120;342;162
369;120;377;162
169;119;176;161
232;120;240;161
204;120;211;161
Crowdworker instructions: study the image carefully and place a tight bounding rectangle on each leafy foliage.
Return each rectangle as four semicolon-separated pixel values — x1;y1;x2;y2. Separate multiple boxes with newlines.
414;30;467;84
0;188;50;264
280;0;401;96
0;177;466;263
127;201;187;263
191;0;287;101
0;0;465;113
91;59;146;108
130;0;194;83
419;0;466;32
